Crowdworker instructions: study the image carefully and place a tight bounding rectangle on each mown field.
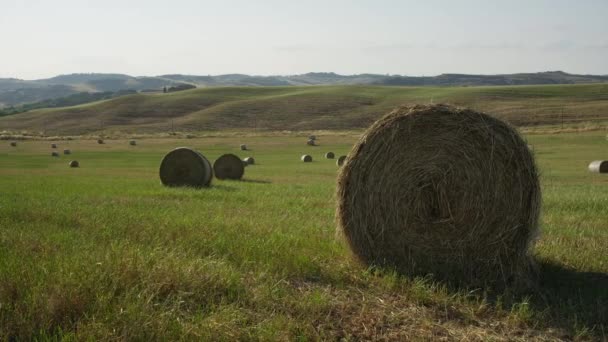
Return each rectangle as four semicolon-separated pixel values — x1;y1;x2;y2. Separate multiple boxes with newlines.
0;132;607;340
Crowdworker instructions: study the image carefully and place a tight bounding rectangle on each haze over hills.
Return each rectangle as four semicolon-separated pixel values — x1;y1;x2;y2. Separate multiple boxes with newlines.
1;71;608;107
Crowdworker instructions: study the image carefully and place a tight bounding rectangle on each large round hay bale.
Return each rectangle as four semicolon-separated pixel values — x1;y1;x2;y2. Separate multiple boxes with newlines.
240;144;247;151
301;154;312;162
97;139;104;144
336;104;541;288
51;151;59;157
588;160;608;173
129;140;137;146
51;143;57;149
69;160;79;168
213;153;245;180
159;147;212;187
10;141;17;147
63;149;71;155
336;155;347;166
244;157;255;165
325;152;335;159
307;139;316;146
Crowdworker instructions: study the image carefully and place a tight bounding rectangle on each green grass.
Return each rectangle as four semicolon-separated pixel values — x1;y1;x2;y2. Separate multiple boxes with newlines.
1;84;608;135
1;132;607;340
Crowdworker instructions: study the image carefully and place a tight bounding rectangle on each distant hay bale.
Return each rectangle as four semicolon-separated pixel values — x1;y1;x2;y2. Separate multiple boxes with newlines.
301;154;312;162
129;140;137;146
307;139;316;146
51;143;57;149
244;157;255;165
51;151;59;157
69;160;79;168
159;147;212;187
588;160;608;173
97;139;104;144
325;152;335;159
10;141;17;147
240;144;247;151
213;154;245;180
186;134;195;139
336;104;541;288
336;155;347;166
63;149;71;155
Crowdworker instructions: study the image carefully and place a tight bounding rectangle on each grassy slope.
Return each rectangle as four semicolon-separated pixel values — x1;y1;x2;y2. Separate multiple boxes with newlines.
1;84;608;134
0;133;607;340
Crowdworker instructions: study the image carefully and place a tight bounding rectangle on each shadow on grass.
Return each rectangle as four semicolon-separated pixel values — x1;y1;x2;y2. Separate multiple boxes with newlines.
241;178;272;184
524;259;608;338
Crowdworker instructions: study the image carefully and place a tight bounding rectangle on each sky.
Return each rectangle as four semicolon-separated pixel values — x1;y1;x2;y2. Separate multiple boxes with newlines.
1;0;607;79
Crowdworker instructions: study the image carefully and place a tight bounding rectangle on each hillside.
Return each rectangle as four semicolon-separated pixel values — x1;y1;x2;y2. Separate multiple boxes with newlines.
1;84;607;135
1;71;608;107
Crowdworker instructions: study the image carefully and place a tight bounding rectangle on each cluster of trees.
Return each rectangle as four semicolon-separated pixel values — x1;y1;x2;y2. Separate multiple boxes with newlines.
163;84;196;93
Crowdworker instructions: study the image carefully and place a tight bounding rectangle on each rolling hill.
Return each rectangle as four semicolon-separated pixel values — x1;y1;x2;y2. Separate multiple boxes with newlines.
1;84;607;135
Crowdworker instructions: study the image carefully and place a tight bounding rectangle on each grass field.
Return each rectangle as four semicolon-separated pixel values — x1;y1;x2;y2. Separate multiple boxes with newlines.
1;132;607;340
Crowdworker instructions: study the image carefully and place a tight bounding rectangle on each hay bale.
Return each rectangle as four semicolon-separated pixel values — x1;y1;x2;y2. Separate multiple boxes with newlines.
588;160;608;173
69;160;79;168
309;135;316;141
240;144;247;151
336;155;347;166
186;134;195;139
51;151;59;157
159;147;212;187
301;154;312;162
307;139;316;146
10;141;17;147
325;152;335;159
51;143;57;149
97;139;104;144
129;140;137;146
336;104;541;288
213;154;245;180
63;149;71;155
244;157;255;165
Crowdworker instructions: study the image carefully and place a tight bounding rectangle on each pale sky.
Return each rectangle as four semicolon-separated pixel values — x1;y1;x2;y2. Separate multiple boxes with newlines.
1;0;607;79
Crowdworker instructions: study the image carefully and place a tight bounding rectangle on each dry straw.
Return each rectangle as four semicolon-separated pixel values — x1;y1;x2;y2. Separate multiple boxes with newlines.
588;160;608;173
336;155;347;166
336;104;541;288
69;160;79;168
325;152;335;159
213;153;245;180
301;154;312;162
159;147;212;187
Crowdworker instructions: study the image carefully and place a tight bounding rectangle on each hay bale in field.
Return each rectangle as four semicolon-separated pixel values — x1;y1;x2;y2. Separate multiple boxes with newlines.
63;149;71;155
336;104;541;288
186;134;195;139
307;139;316;146
97;139;104;144
243;157;255;165
159;147;212;187
336;155;347;166
325;152;335;159
129;140;137;146
51;143;57;149
10;141;17;147
213;153;245;180
51;151;59;157
588;160;608;173
301;154;312;162
240;144;247;151
309;135;316;141
69;160;79;168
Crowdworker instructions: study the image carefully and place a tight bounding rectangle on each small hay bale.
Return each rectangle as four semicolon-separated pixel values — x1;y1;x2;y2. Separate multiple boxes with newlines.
69;160;79;168
588;160;608;173
244;157;255;165
63;149;71;155
336;104;541;288
309;135;316;140
240;144;247;151
10;141;17;147
159;147;212;187
186;134;195;139
325;152;335;159
51;143;57;149
336;155;347;166
307;139;316;146
51;151;59;157
213;153;245;180
97;139;104;144
301;154;312;162
129;140;137;146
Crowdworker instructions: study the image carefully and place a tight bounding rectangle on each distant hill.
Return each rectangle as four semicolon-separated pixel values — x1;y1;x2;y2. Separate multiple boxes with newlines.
1;83;607;135
1;71;607;108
